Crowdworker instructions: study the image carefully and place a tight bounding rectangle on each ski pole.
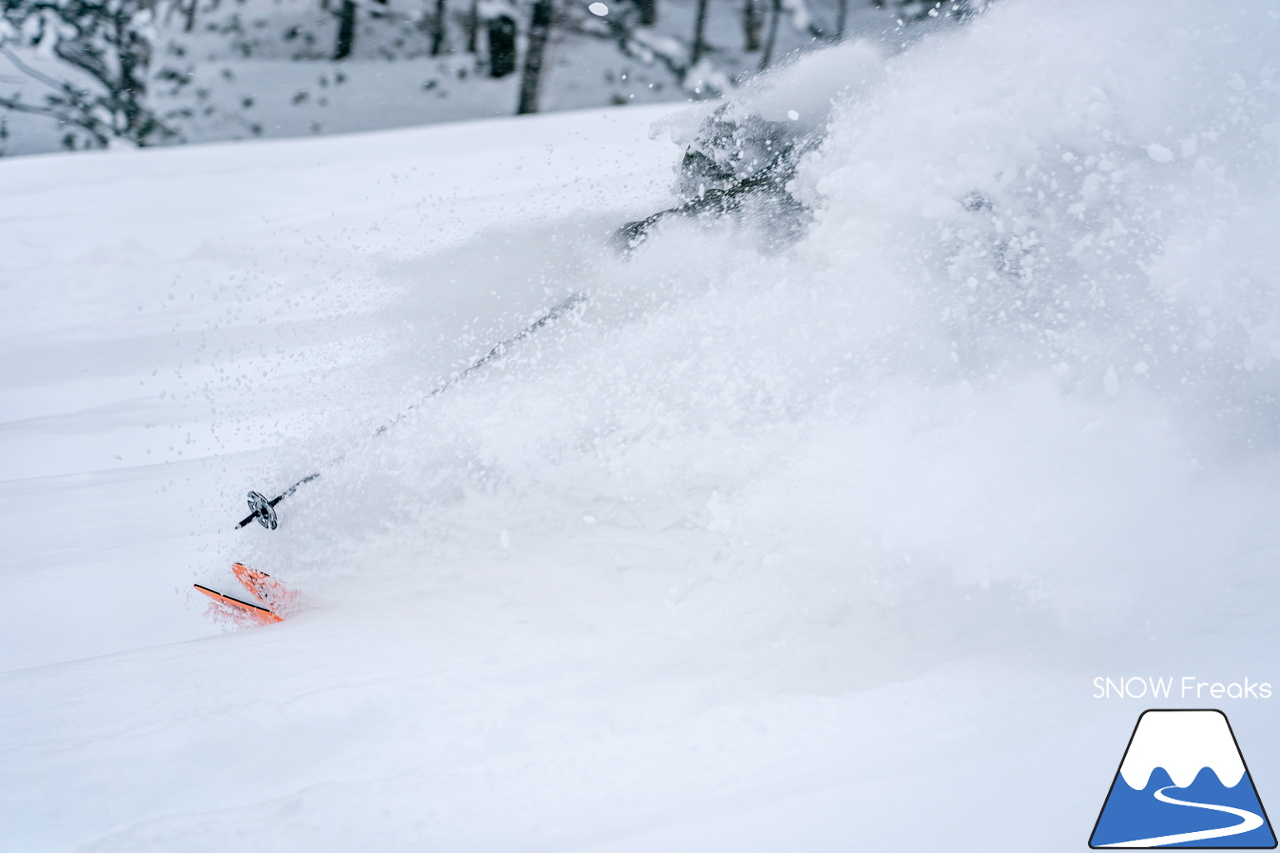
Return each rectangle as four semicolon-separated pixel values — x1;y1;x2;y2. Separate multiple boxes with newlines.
236;293;586;530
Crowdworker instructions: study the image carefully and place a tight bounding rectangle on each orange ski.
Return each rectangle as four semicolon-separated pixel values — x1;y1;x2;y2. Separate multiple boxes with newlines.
193;583;283;624
231;562;294;609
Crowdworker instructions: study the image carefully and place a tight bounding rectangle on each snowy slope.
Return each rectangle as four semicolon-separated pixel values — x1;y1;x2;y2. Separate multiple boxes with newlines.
4;1;1280;850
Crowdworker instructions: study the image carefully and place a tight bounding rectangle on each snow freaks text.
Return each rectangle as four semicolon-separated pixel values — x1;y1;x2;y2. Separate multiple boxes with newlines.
1093;677;1273;701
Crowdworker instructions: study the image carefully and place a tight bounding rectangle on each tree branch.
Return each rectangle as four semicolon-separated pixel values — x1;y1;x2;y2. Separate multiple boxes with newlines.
53;39;111;87
0;45;69;93
0;92;62;118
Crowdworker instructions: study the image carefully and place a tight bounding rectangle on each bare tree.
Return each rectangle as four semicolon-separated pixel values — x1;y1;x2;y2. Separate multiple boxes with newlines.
430;0;448;55
466;0;479;53
690;0;709;65
515;0;553;114
742;0;762;51
487;13;517;77
758;0;781;70
333;0;357;58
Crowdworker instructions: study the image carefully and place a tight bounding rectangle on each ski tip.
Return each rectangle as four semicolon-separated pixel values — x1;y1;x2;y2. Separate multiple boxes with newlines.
193;583;284;624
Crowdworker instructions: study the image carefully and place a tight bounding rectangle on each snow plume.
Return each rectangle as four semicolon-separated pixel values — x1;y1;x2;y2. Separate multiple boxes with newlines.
771;0;1280;623
270;0;1280;671
797;0;1280;400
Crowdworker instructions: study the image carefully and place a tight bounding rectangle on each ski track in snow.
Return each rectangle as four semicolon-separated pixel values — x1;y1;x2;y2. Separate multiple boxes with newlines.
4;1;1280;850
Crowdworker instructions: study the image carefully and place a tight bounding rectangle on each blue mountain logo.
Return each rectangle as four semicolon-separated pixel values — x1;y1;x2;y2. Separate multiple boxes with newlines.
1091;709;1276;848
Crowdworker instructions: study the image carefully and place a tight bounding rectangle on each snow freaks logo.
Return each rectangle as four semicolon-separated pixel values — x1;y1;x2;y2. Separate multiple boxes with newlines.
1089;710;1277;848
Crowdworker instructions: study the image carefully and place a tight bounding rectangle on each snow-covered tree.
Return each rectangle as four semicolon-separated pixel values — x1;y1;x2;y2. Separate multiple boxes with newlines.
0;0;173;148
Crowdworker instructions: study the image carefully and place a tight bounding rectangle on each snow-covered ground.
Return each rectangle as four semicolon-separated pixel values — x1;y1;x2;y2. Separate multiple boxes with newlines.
4;1;1280;850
